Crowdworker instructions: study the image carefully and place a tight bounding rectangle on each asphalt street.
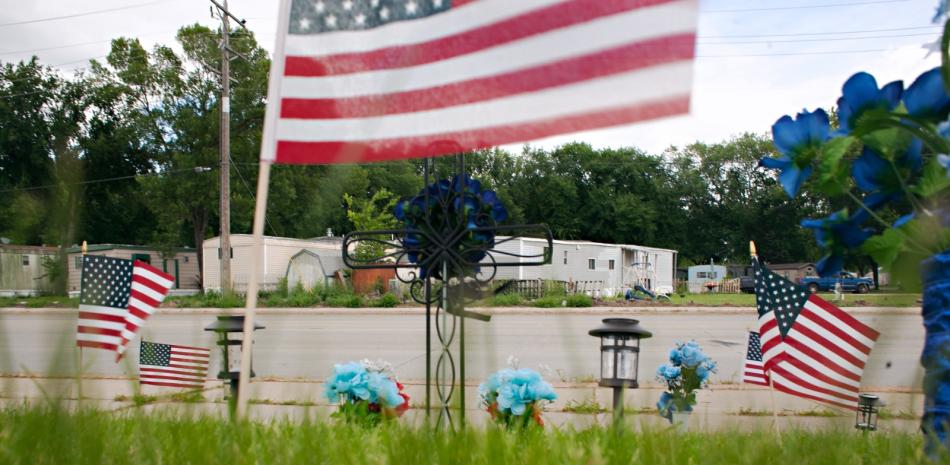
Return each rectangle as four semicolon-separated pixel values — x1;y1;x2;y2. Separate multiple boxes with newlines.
0;308;925;389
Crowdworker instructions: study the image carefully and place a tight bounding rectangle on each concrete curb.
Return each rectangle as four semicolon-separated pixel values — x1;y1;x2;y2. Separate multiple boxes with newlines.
0;306;922;315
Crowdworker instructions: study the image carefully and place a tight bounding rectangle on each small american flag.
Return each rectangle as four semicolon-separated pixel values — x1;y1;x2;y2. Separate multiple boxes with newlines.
77;255;174;357
139;340;210;389
261;0;698;164
742;331;769;387
754;257;880;410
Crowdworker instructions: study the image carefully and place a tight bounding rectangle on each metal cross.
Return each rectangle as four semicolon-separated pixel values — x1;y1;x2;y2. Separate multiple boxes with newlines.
342;155;552;428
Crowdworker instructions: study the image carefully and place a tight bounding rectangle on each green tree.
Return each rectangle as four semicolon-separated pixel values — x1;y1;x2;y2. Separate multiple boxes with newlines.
343;189;398;261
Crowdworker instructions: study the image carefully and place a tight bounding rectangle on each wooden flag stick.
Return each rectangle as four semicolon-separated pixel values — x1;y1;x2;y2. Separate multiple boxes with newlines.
749;241;757;259
235;159;271;418
77;241;88;403
769;376;783;444
235;0;291;419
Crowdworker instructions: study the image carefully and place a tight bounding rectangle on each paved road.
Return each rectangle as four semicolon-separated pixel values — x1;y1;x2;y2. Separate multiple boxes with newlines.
0;308;925;389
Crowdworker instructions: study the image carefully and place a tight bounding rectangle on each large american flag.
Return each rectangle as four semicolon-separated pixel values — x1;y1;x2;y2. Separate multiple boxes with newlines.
77;255;174;357
261;0;698;164
139;340;210;389
742;331;769;387
754;257;880;410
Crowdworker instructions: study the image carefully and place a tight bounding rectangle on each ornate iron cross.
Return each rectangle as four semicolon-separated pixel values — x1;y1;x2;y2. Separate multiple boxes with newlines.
342;155;552;428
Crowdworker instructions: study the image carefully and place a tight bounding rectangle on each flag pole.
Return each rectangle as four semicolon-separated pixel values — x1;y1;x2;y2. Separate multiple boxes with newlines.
235;160;271;418
77;240;87;403
752;240;781;442
235;0;290;419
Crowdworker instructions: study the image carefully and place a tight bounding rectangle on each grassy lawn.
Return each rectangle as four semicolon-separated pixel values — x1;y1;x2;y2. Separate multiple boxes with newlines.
666;292;922;308
0;406;938;465
0;295;78;308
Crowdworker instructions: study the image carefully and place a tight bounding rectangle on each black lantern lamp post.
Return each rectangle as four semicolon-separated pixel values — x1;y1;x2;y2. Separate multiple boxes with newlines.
204;315;265;409
588;318;652;417
855;393;880;432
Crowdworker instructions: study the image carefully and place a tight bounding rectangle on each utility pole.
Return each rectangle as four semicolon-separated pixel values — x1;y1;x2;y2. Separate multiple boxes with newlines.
210;0;247;294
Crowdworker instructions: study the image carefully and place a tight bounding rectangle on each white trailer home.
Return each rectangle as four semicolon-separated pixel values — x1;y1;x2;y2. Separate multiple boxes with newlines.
489;237;677;297
202;235;344;293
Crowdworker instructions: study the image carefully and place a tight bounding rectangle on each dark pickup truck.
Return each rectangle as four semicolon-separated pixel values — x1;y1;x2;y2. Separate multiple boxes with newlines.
800;271;873;294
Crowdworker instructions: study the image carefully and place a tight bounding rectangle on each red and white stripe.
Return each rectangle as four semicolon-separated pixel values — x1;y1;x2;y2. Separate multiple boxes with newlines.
139;344;210;389
77;304;127;353
262;0;698;164
742;358;769;387
117;261;174;357
758;294;879;410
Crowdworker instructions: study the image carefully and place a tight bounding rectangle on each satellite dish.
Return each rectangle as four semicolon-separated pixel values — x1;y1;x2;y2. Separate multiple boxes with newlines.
0;237;10;245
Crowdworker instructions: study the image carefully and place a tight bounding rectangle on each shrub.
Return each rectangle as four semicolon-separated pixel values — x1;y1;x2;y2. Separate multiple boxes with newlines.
492;293;522;306
566;294;593;307
326;294;363;308
371;294;399;308
532;296;565;308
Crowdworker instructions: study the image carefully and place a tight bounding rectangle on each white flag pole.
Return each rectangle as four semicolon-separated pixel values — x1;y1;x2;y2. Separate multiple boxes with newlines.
235;0;291;418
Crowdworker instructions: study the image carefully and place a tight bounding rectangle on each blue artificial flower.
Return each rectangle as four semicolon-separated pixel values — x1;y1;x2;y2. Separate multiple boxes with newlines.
802;210;872;277
760;109;831;197
936;0;949;22
894;212;916;228
836;72;903;135
802;210;872;250
904;67;950;121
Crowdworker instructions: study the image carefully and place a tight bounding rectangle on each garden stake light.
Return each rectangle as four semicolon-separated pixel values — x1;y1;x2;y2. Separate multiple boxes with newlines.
856;393;880;432
588;318;652;420
205;315;265;415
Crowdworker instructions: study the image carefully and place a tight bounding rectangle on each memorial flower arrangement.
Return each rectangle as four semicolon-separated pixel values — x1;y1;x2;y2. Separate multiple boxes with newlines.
656;341;717;421
324;359;410;426
478;368;557;428
756;5;950;447
394;175;508;279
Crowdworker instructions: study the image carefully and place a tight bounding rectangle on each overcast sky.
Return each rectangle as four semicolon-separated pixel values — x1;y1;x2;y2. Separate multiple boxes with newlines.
0;0;942;154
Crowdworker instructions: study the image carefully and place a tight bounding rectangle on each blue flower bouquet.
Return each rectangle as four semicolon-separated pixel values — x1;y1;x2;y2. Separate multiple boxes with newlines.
478;368;557;428
324;359;409;426
656;341;717;421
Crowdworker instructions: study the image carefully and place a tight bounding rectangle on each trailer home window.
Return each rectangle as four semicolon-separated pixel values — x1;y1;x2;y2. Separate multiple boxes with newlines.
21;255;29;266
588;259;595;270
563;250;568;265
608;260;615;270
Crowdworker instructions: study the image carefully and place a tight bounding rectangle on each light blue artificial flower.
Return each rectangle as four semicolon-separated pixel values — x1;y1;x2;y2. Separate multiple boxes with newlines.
759;109;831;197
325;362;369;403
936;0;949;22
367;371;405;408
835;72;903;135
483;368;556;416
679;341;706;368
656;364;681;381
668;347;683;366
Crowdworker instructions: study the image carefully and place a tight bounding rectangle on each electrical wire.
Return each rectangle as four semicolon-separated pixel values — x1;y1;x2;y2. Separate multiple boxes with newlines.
0;0;182;28
229;154;281;237
700;32;937;45
702;0;908;13
698;24;939;38
0;166;214;194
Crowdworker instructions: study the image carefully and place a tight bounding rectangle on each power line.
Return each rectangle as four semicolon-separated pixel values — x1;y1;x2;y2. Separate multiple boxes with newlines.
0;166;213;194
702;0;908;13
700;32;937;45
0;0;181;28
229;154;281;237
697;47;903;58
698;24;938;39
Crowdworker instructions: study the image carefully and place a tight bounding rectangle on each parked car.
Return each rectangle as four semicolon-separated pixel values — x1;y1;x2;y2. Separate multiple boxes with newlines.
800;271;873;294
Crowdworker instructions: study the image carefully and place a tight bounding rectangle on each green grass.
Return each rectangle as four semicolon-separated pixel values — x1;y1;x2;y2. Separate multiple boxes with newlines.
668;292;921;307
0;405;937;465
0;295;78;308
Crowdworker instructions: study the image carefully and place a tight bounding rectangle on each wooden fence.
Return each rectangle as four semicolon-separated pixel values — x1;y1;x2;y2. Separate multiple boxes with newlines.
496;279;604;299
